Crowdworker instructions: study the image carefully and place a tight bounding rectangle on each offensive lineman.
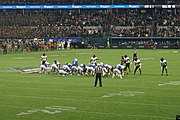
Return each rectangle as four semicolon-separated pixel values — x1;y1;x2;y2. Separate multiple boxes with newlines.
160;58;168;76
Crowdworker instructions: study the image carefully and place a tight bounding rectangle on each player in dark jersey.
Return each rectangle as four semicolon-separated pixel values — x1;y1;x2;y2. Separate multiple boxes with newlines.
124;55;131;74
132;48;138;61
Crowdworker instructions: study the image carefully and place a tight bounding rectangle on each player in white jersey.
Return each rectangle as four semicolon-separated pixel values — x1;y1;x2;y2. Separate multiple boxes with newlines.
77;64;86;76
124;55;131;74
71;58;78;75
86;63;96;76
90;54;99;65
40;61;49;74
51;60;60;74
58;64;71;76
160;58;168;76
112;64;122;79
99;62;106;77
133;58;142;75
41;53;47;64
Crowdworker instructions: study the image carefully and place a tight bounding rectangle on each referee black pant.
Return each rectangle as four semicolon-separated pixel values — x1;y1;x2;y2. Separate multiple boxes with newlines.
94;73;102;87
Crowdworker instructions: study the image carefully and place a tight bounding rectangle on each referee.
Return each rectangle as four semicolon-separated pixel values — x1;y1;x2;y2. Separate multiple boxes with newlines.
94;64;103;87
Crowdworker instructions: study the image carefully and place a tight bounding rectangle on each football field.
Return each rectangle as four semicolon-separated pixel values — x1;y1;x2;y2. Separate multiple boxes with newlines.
0;49;180;120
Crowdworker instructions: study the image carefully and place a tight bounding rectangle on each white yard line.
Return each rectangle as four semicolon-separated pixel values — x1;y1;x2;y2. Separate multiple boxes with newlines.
1;94;180;108
140;57;154;60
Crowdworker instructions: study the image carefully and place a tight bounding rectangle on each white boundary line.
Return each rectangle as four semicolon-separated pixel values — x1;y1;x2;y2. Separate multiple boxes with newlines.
1;94;180;108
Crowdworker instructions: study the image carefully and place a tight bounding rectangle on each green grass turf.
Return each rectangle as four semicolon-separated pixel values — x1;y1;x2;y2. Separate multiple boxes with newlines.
0;49;180;120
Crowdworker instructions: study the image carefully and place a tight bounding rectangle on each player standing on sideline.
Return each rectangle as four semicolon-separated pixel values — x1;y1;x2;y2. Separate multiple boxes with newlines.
160;58;168;76
132;48;138;61
94;64;103;88
41;53;47;64
124;55;131;74
90;54;99;65
133;58;142;75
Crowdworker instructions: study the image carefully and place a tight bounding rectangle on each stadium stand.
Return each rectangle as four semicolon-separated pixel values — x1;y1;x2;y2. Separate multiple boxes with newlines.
0;0;180;51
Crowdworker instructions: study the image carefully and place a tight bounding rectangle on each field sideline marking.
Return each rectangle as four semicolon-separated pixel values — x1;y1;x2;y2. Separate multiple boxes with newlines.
0;94;180;108
0;104;173;120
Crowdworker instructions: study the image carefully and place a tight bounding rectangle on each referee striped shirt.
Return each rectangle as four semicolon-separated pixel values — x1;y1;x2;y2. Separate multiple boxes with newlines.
95;66;102;73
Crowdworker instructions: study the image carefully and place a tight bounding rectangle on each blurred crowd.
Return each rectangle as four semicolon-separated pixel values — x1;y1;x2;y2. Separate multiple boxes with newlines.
0;0;180;53
0;8;179;38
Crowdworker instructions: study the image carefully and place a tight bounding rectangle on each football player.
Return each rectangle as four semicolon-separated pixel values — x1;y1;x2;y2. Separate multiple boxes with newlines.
77;64;86;76
133;58;142;75
160;58;168;76
112;64;122;79
40;61;48;74
132;48;138;61
58;64;71;76
51;60;60;74
41;53;47;64
71;58;78;75
86;63;96;76
90;54;99;65
124;55;131;74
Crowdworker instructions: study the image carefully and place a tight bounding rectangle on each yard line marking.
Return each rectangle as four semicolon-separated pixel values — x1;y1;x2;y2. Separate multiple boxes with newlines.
12;57;34;60
50;55;66;56
76;52;90;54
140;57;154;60
73;110;173;120
158;81;180;86
1;94;180;108
157;51;170;54
101;91;144;98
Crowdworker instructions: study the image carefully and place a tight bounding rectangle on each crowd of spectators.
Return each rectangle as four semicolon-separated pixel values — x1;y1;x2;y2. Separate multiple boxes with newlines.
0;0;179;40
0;8;179;38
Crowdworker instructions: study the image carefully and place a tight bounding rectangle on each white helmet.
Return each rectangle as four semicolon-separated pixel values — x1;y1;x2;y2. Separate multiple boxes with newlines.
74;58;78;61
